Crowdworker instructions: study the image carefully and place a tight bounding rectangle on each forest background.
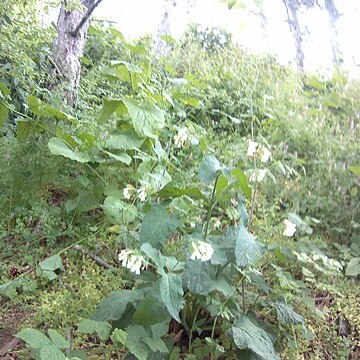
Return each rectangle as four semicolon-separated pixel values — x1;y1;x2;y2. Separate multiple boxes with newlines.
0;0;359;359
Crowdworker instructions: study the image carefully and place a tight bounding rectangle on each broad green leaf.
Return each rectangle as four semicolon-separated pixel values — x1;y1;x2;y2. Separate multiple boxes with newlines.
16;328;52;348
235;226;263;267
182;98;199;107
67;349;88;360
40;345;66;360
210;230;236;266
215;173;229;205
199;155;222;185
98;99;122;124
122;99;165;138
125;326;149;360
103;196;137;224
109;60;142;82
232;168;252;200
27;96;76;123
139;205;180;248
0;82;10;97
345;257;360;276
47;329;69;349
140;243;166;272
159;273;184;323
91;289;144;321
158;183;206;200
111;328;128;347
39;254;63;272
77;319;112;341
247;268;271;294
268;302;304;325
48;138;90;163
133;298;170;326
232;314;280;360
16;119;31;140
183;260;211;295
104;133;145;150
101;149;132;165
349;166;360;177
208;276;233;297
0;103;9;127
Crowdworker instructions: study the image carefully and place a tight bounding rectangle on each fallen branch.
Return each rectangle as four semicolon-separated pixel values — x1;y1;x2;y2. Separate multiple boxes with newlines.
73;245;114;269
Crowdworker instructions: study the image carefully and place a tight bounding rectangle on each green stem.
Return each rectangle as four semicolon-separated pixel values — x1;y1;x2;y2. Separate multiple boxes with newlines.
188;304;201;355
203;173;221;241
242;277;246;314
210;316;218;360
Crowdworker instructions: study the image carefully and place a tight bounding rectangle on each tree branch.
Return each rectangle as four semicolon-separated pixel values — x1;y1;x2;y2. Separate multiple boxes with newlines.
70;0;103;37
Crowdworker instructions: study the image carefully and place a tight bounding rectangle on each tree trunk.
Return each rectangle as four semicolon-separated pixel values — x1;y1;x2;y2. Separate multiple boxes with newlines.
154;0;178;56
324;0;341;67
53;0;101;106
154;0;196;56
283;0;305;72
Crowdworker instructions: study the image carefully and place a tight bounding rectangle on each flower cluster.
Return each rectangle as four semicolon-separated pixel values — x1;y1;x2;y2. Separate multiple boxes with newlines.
283;219;297;237
246;139;271;163
123;184;148;202
118;249;146;274
174;127;190;148
190;240;214;262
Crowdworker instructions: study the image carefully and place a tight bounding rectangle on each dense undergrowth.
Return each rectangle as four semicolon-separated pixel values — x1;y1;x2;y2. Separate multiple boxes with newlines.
0;6;359;360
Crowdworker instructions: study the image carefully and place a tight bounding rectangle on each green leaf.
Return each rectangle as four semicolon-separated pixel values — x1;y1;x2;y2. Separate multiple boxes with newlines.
125;325;149;360
157;183;206;201
133;298;170;326
232;168;252;200
16;119;31;140
345;257;360;276
199;155;222;185
0;82;10;97
40;345;66;360
232;314;280;360
27;96;76;123
16;328;52;348
123;99;165;139
67;349;88;360
0;103;9;127
349;166;360;177
103;196;137;224
91;289;144;321
104;132;145;150
39;254;63;272
48;138;90;163
183;260;211;295
111;328;128;347
77;319;112;341
101;149;132;165
159;273;184;323
268;302;304;325
235;226;263;267
139;205;180;248
47;329;69;349
247;268;271;294
98;99;122;124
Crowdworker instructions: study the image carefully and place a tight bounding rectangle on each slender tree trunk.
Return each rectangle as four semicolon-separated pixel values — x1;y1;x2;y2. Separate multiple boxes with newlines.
154;0;178;56
324;0;341;67
154;0;196;55
283;0;305;72
53;0;101;106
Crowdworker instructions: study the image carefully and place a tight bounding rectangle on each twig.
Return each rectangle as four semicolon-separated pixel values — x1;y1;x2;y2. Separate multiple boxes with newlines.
73;245;114;269
70;0;104;37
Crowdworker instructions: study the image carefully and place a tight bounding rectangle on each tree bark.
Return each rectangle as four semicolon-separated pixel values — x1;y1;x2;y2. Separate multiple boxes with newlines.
53;0;101;106
283;0;305;72
324;0;341;67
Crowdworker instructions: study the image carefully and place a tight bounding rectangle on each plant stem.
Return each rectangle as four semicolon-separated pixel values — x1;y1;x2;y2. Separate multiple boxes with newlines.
242;277;246;314
210;316;218;360
203;173;221;241
188;304;201;355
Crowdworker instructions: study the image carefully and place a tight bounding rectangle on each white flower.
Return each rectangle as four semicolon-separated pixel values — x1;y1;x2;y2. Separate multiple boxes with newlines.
249;169;267;182
123;184;135;200
118;249;145;274
190;240;214;262
213;218;221;229
137;186;148;202
174;127;189;148
246;139;258;157
283;219;297;237
258;145;271;163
